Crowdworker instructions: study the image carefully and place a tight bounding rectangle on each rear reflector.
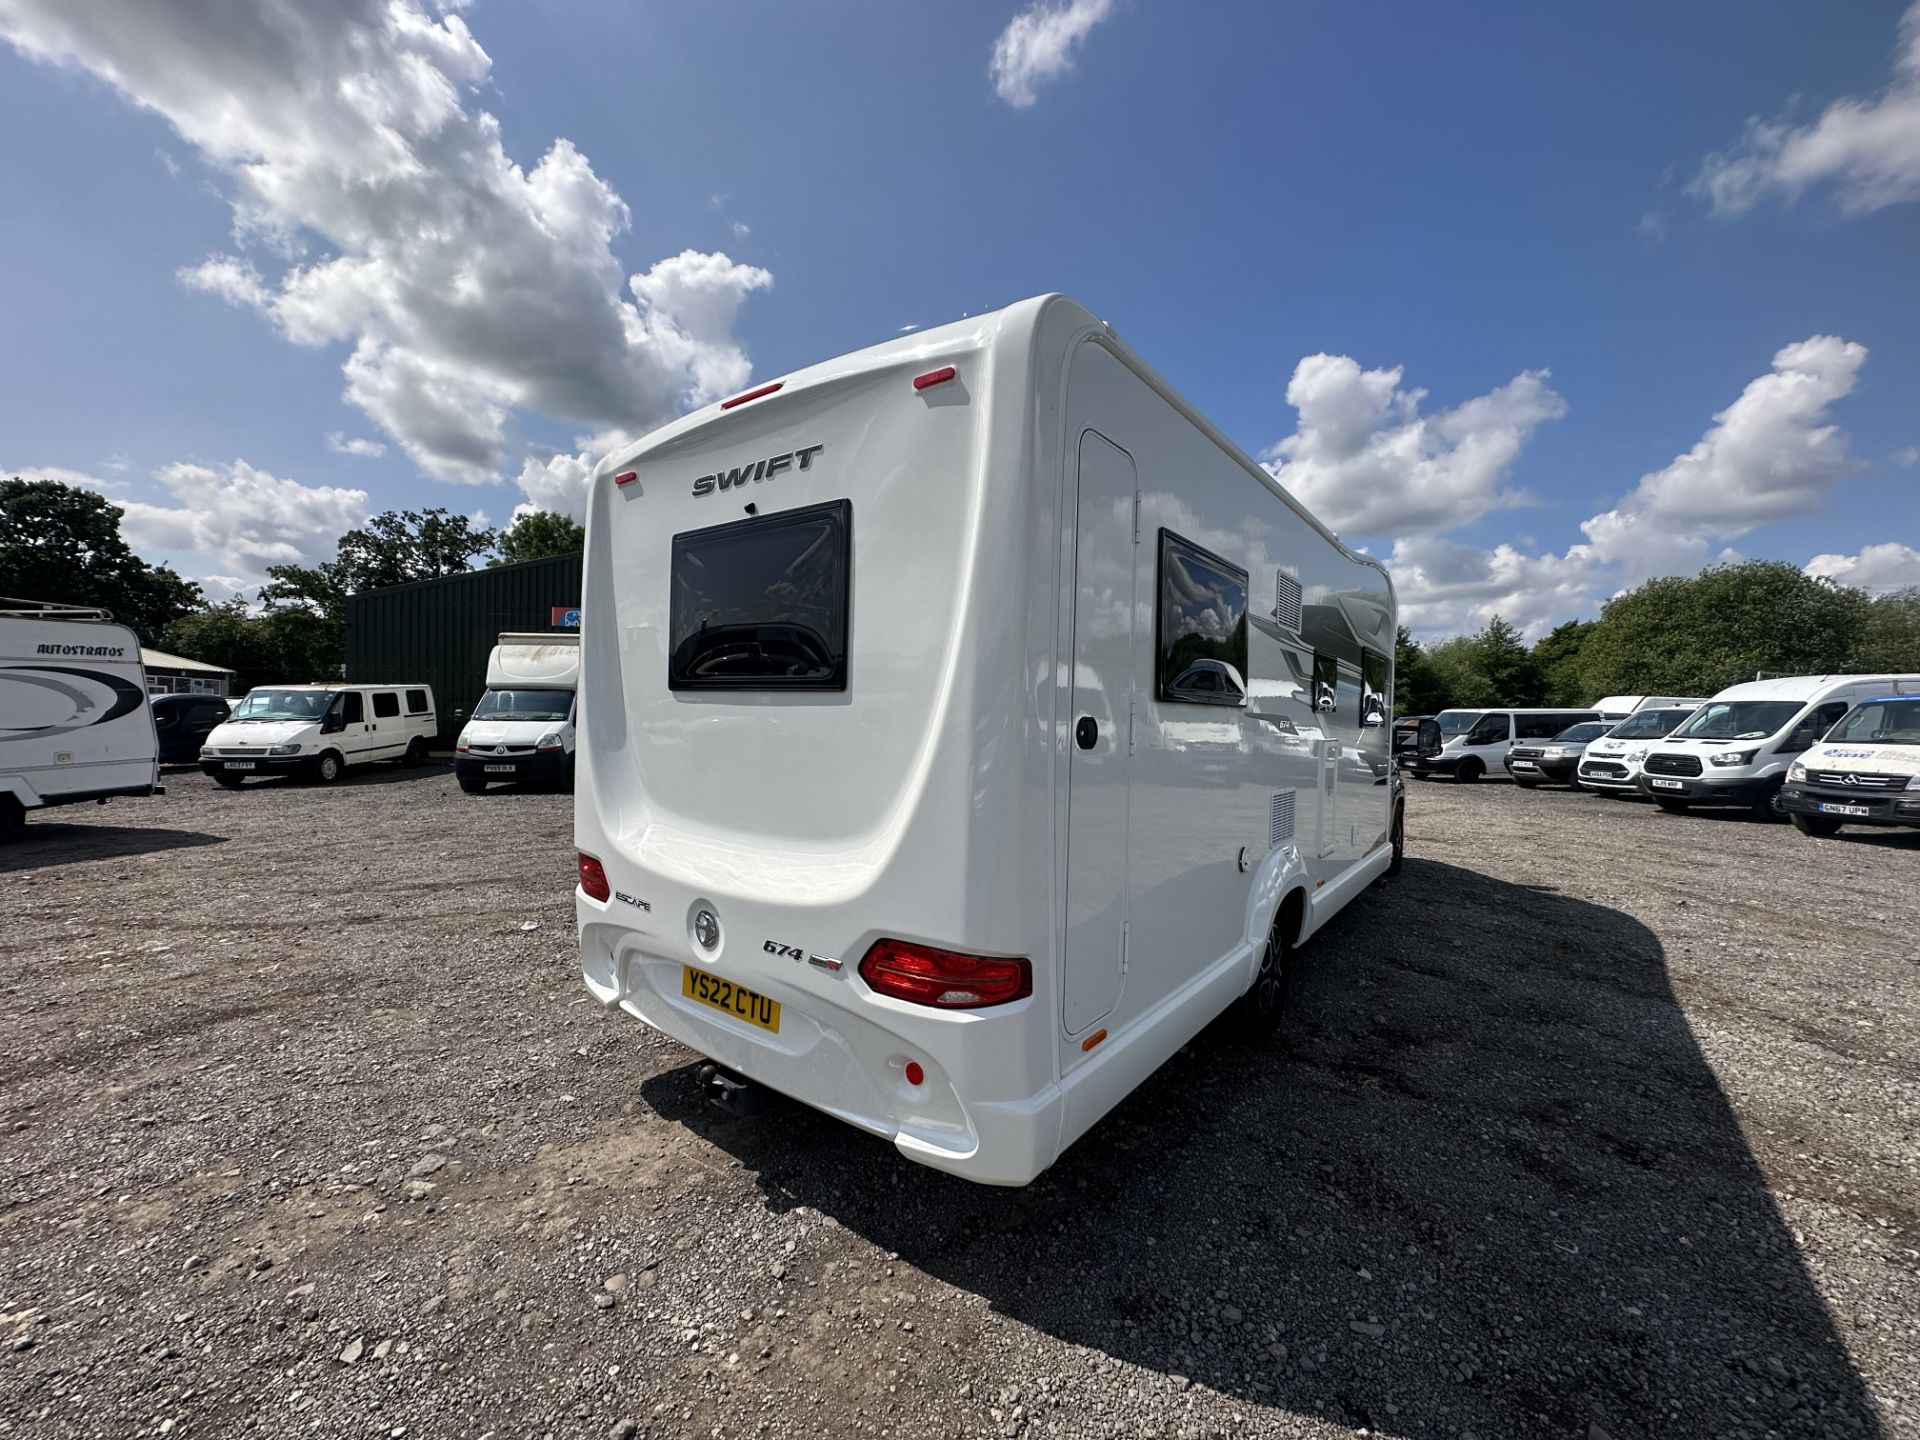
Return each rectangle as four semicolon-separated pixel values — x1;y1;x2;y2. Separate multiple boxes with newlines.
857;939;1031;1009
912;365;956;391
577;853;610;902
721;381;783;410
903;1061;925;1087
613;470;637;486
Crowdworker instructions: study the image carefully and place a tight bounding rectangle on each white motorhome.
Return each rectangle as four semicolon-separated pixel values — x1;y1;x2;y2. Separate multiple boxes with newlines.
1;602;160;836
574;294;1402;1186
1781;690;1920;837
1573;705;1701;795
199;683;436;785
1590;694;1707;714
455;632;580;793
1639;674;1920;819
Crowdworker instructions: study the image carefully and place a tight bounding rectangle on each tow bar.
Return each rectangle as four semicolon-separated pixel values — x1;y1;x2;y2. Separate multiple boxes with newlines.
695;1062;763;1117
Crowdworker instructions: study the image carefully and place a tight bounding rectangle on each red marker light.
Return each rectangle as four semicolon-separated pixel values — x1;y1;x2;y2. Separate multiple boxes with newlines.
904;1061;925;1087
577;853;610;902
912;366;956;391
721;381;783;410
613;470;637;486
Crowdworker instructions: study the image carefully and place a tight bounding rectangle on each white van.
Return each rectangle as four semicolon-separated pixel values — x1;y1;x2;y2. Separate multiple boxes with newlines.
1407;707;1601;782
575;294;1402;1186
1781;691;1920;836
1573;705;1701;795
1;603;160;836
455;632;579;793
1639;674;1920;819
199;683;436;786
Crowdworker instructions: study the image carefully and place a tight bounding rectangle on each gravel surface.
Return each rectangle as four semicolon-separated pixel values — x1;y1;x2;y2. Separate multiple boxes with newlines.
0;763;1913;1440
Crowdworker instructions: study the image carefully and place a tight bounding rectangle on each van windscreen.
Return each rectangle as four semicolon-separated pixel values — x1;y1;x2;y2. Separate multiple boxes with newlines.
1672;700;1802;741
669;500;850;691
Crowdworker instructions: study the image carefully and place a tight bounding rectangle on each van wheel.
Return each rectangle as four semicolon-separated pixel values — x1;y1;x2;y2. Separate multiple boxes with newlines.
1455;758;1484;784
1751;778;1787;823
1234;904;1298;1041
0;796;22;840
457;773;487;795
401;738;426;767
313;750;345;785
1654;797;1690;814
1791;813;1842;837
1385;803;1405;877
212;773;247;789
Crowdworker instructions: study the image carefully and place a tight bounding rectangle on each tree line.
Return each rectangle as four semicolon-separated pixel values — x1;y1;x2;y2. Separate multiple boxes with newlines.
2;476;582;691
1394;561;1920;715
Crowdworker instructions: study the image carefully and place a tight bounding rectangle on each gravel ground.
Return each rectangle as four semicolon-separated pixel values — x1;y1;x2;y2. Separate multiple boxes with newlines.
0;763;1914;1440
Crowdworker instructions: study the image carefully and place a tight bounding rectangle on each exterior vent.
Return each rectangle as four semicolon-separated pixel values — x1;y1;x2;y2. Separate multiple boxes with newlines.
1273;571;1303;631
1269;790;1296;848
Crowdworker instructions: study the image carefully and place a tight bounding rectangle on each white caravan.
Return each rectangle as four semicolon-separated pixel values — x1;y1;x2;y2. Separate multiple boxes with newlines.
1573;705;1701;795
199;683;436;785
1;603;160;836
574;294;1401;1186
1781;690;1920;837
455;632;580;793
1407;707;1601;782
1639;674;1920;820
1590;694;1707;714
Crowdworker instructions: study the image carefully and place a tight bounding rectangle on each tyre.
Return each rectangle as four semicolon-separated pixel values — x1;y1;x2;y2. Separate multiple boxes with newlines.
401;737;426;767
1233;903;1298;1041
1654;797;1690;813
1751;778;1787;823
0;795;22;840
212;772;247;789
1455;758;1484;784
1385;803;1405;877
312;750;345;785
1791;813;1843;837
457;772;488;795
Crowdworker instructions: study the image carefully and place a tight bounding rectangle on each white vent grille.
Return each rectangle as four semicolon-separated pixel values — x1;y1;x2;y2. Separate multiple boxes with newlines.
1273;571;1303;631
1269;790;1296;848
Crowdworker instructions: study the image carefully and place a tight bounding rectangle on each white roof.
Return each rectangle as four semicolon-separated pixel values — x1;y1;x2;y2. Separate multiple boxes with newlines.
1710;674;1920;702
141;647;234;676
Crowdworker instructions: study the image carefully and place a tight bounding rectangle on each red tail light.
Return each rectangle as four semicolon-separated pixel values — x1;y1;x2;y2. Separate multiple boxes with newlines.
721;381;783;410
912;365;956;391
857;940;1031;1009
577;853;610;902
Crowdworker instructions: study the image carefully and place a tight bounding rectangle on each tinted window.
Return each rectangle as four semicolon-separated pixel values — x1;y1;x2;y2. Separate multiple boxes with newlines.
1516;714;1566;740
1552;722;1611;743
1779;701;1849;754
372;691;401;718
1465;713;1510;746
406;688;429;714
1829;697;1920;745
1607;708;1691;739
1361;650;1389;726
1157;530;1248;706
339;691;365;724
670;499;851;691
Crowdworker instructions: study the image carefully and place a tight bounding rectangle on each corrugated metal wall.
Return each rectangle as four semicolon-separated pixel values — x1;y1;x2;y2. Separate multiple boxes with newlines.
345;552;583;743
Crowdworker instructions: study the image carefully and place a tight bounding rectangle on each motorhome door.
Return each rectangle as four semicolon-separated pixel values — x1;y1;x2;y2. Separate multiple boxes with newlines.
1061;430;1138;1035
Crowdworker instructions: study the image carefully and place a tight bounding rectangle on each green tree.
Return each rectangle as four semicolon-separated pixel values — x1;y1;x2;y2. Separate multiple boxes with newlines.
1852;588;1920;671
1473;615;1545;705
1576;561;1869;697
493;510;584;567
0;477;201;644
1392;626;1451;715
261;507;498;627
161;600;345;691
1425;634;1494;708
1531;619;1595;706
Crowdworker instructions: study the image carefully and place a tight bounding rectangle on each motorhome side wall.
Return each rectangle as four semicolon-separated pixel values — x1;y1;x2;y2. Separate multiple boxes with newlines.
1;617;158;810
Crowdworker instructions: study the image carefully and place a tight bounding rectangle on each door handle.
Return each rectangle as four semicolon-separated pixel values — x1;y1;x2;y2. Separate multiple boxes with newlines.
1075;716;1098;750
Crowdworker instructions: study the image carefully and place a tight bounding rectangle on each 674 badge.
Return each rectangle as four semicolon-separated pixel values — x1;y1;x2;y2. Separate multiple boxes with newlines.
764;938;843;973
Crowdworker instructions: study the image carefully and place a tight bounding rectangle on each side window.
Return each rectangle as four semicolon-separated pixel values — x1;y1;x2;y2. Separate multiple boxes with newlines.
1466;713;1510;746
1780;701;1848;753
1311;653;1339;716
372;691;401;719
1156;529;1249;707
1360;650;1389;727
1515;714;1560;740
340;691;365;724
405;688;430;715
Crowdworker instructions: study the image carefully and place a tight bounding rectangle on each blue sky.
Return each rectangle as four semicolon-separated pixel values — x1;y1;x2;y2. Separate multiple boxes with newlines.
2;0;1916;632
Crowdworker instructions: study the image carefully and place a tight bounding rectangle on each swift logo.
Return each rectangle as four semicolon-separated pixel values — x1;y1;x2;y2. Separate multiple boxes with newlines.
692;444;824;497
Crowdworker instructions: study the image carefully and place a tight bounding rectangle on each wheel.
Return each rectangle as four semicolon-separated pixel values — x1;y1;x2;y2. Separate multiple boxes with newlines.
561;756;577;792
457;772;487;795
1233;905;1298;1040
1751;778;1787;823
212;772;247;789
0;795;22;840
1455;758;1484;784
1385;803;1405;877
312;750;345;785
1513;777;1539;790
1791;813;1842;837
401;737;426;767
1654;797;1690;813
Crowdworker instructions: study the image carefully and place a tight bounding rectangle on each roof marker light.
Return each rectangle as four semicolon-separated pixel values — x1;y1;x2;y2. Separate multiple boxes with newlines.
721;381;783;410
912;365;956;391
613;470;637;486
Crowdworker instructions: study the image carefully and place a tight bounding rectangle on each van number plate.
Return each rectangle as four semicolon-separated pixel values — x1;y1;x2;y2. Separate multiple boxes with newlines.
1650;778;1683;790
1817;802;1870;817
224;761;256;770
484;764;516;772
682;966;781;1033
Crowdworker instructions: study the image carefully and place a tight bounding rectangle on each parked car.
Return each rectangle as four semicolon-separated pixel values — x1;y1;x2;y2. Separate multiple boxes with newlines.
1639;673;1920;820
1781;692;1920;837
199;683;437;785
1506;719;1616;788
151;692;231;764
1574;705;1700;796
1406;708;1601;782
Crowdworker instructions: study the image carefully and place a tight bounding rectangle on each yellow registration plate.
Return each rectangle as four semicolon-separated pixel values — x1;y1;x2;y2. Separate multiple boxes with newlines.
681;966;781;1033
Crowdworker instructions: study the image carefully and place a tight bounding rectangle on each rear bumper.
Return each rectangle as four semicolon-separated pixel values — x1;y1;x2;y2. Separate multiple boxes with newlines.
456;750;571;783
1781;783;1920;829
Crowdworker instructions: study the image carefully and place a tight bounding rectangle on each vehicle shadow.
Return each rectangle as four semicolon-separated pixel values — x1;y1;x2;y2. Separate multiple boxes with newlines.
223;761;452;791
640;858;1884;1439
0;823;225;872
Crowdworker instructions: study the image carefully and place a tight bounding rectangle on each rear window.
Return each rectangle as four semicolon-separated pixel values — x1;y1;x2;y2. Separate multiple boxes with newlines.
669;500;851;691
406;688;430;714
372;691;401;718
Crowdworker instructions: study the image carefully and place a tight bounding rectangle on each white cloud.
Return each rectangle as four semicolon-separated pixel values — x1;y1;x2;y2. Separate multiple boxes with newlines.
989;0;1116;108
1893;446;1920;467
1694;1;1920;215
325;431;386;458
729;220;750;239
1387;535;1603;638
0;0;773;484
1260;354;1567;539
1805;542;1920;594
7;463;125;494
115;460;370;592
